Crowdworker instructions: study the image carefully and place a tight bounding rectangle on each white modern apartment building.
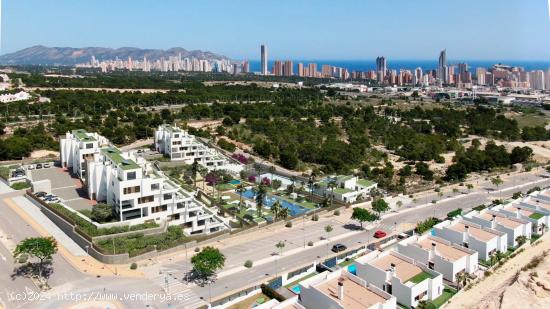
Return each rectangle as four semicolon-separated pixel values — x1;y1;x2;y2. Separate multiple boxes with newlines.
314;175;378;204
155;124;243;174
354;250;443;308
60;130;226;235
299;268;396;309
433;219;507;261
521;190;550;215
463;210;531;247
397;235;478;282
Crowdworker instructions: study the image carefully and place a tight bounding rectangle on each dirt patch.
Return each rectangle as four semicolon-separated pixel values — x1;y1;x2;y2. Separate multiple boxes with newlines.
30;149;59;159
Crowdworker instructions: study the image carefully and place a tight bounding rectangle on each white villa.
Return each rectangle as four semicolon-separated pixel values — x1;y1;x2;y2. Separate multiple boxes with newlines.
61;129;226;235
397;235;478;282
154;124;243;174
433;219;507;261
463;210;531;247
493;202;548;235
354;250;443;308
313;175;377;204
299;268;396;309
0;91;31;103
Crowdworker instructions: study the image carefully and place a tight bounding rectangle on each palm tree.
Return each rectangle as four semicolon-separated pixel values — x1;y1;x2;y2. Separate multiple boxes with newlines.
254;184;267;218
236;184;246;209
278;207;289;219
491;176;503;193
190;160;199;189
269;166;276;184
308;175;315;199
456;272;471;290
328;179;337;207
290;176;297;193
272;200;282;219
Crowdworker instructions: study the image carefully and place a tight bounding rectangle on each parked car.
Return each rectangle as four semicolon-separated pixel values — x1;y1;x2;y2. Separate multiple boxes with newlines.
43;195;60;203
331;244;347;253
374;230;387;239
43;163;51;168
27;165;35;170
36;164;43;169
35;192;47;198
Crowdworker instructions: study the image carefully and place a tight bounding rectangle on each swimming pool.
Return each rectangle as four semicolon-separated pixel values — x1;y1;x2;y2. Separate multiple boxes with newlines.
347;264;357;275
290;285;301;294
229;179;241;185
238;189;310;216
431;228;436;236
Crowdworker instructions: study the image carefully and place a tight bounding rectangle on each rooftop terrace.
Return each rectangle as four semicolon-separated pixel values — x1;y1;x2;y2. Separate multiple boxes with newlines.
417;237;470;262
101;147;139;170
316;276;387;309
449;221;498;242
370;252;424;283
72;129;96;142
479;213;522;229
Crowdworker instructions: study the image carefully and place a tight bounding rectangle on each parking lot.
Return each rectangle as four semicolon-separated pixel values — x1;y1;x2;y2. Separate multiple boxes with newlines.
31;166;96;211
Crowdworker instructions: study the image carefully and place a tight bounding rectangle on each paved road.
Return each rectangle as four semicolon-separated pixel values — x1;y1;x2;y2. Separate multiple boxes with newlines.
183;172;550;305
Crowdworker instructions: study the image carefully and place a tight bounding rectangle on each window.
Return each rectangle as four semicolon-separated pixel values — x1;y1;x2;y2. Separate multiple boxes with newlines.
151;205;167;213
174;134;179;138
123;186;140;194
127;171;136;180
428;262;434;270
164;193;172;200
151;183;160;191
86;143;94;149
138;195;154;204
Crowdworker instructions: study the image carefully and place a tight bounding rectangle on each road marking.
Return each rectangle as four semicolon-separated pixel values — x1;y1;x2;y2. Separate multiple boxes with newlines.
0;252;6;262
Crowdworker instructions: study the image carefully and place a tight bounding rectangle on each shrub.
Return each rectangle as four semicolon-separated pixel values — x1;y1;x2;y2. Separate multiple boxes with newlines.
194;247;201;253
130;262;138;270
308;241;314;246
472;204;487;211
415;217;440;234
285;221;292;228
244;260;253;268
334;210;340;216
11;182;30;190
446;208;462;219
312;214;319;221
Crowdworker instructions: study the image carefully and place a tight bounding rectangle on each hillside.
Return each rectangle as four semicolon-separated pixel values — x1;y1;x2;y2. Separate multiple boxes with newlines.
0;45;231;65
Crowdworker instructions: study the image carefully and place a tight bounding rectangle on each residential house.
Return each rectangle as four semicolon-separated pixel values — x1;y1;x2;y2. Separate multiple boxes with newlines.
493;203;548;235
354;250;443;308
397;235;478;282
463;210;531;247
313;175;377;204
299;268;396;309
433;219;507;261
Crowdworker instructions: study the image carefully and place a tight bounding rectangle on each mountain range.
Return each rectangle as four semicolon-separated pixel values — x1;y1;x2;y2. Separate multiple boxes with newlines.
0;45;232;65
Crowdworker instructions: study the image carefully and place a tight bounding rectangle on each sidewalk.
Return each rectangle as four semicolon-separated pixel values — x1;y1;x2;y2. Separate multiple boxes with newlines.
3;196;143;279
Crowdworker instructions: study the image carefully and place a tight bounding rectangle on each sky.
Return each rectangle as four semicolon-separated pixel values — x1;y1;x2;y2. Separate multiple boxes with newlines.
2;0;550;61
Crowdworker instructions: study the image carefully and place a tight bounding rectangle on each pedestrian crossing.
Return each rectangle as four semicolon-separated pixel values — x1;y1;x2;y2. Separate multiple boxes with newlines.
148;267;206;308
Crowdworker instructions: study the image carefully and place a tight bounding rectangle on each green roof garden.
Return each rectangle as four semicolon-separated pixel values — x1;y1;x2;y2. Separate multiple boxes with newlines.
101;147;139;170
333;187;354;194
529;212;544;220
336;175;355;182
406;271;434;284
72;129;96;142
358;179;376;187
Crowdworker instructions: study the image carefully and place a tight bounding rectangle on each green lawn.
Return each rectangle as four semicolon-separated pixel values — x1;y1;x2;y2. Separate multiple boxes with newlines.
216;183;236;191
407;271;433;284
431;287;457;308
529;213;544;220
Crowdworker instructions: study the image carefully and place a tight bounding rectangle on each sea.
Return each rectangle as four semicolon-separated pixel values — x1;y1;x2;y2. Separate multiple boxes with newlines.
246;60;550;73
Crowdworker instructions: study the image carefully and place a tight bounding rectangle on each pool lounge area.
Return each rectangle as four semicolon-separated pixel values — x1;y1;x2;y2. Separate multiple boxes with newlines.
238;188;315;216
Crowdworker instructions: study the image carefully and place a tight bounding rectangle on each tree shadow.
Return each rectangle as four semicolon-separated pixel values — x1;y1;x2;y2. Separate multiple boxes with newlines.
11;262;53;281
184;270;217;287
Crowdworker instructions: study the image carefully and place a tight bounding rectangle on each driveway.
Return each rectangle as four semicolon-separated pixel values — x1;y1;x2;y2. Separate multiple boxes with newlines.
30;167;95;211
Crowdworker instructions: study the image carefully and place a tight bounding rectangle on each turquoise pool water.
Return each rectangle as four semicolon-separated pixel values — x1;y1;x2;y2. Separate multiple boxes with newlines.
290;285;301;294
431;228;436;236
348;264;357;275
229;179;241;185
239;189;310;216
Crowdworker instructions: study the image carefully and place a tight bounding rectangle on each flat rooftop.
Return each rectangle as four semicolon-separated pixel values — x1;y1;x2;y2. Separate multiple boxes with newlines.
316;276;386;309
449;221;498;242
525;198;550;211
101;147;139;170
371;253;423;282
504;204;535;217
72;129;96;142
479;213;522;229
418;237;470;262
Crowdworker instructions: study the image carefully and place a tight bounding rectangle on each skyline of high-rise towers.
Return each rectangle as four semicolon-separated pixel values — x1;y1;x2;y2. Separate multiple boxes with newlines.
438;49;448;83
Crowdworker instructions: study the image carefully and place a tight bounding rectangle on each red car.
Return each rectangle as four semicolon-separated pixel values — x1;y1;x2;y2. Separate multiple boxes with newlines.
373;230;387;238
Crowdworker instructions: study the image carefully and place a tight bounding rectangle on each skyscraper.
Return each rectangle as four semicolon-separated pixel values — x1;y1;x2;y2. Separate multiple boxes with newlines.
283;60;293;76
297;63;304;77
261;45;268;75
438;50;447;83
376;56;387;81
242;60;250;73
